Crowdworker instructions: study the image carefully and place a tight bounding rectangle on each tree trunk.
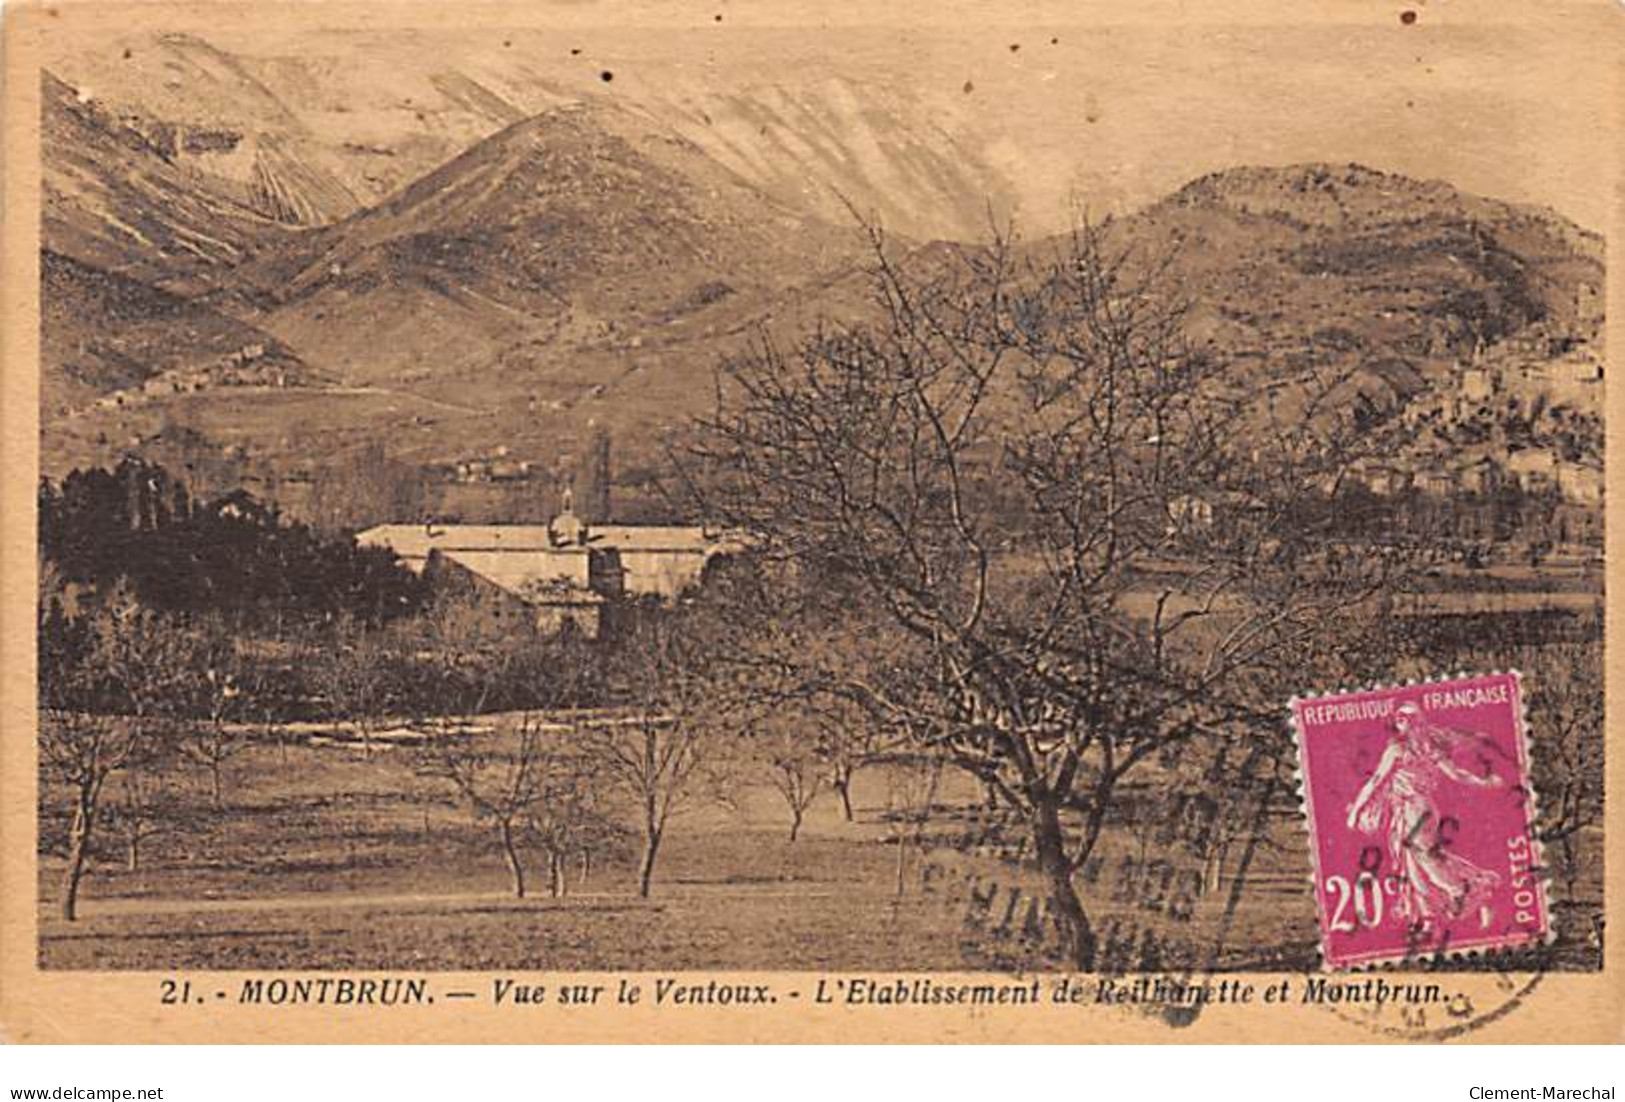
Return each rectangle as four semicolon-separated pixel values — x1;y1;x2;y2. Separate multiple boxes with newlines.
1205;839;1231;896
834;767;855;822
1560;834;1579;908
893;832;908;898
126;833;141;873
1033;798;1094;970
61;795;93;922
549;851;565;898
982;779;1001;811
788;808;803;844
579;849;591;888
210;758;223;810
637;827;662;899
499;819;526;899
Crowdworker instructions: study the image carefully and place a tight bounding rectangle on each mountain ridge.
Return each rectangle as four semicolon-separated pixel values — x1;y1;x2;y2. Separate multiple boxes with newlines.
39;69;1605;513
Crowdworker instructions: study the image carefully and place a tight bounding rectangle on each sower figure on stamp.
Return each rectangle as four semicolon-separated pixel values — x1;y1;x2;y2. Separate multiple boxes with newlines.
1346;704;1504;932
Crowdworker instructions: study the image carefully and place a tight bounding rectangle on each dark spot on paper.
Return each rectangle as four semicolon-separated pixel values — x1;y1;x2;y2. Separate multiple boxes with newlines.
962;80;975;94
503;39;512;48
1400;10;1417;24
1050;37;1060;45
1009;43;1021;53
715;13;723;21
123;48;132;59
600;70;614;83
570;47;582;56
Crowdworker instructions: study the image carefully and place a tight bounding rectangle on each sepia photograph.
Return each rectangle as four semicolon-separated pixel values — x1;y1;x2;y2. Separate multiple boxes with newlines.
2;0;1620;1047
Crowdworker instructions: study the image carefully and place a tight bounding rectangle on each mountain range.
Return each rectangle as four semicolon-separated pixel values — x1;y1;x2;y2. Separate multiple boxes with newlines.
38;45;1605;513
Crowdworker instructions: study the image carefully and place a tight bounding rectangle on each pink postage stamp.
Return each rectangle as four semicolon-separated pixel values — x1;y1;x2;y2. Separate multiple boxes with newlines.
1291;671;1550;970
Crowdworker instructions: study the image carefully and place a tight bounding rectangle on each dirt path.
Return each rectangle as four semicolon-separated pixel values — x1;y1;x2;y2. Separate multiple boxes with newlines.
52;880;853;924
55;887;653;922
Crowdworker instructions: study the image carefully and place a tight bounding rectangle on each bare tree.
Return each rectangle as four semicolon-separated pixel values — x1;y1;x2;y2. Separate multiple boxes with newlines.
882;751;945;898
239;630;304;766
314;617;394;756
822;719;879;824
180;621;250;809
1528;640;1604;913
693;222;1421;967
526;775;624;897
104;762;170;873
40;584;191;920
418;717;573;899
591;613;726;898
700;573;903;824
754;724;825;842
43;713;138;919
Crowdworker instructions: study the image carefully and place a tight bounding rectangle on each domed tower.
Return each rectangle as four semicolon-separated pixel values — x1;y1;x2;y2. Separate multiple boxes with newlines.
549;486;586;546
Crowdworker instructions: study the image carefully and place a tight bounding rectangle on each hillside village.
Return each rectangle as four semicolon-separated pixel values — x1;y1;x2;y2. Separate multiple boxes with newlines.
1361;281;1604;513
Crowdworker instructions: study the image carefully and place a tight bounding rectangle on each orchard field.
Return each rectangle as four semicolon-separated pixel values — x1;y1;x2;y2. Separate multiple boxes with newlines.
38;723;1603;973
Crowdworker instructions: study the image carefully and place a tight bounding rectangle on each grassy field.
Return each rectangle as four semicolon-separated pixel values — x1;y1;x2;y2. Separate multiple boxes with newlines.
37;733;1604;972
39;739;976;970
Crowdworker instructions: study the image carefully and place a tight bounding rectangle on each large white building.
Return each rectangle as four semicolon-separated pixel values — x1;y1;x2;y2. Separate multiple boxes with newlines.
357;499;742;637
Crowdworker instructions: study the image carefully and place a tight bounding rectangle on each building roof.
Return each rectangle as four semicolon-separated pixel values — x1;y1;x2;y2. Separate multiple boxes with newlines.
357;522;741;560
357;524;571;560
584;525;739;553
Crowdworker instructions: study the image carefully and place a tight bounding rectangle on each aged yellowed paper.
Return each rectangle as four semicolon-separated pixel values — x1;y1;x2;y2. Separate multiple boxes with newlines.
2;0;1621;1043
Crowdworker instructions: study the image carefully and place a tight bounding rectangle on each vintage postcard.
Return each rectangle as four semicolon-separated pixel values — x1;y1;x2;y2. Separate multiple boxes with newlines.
1;0;1620;1043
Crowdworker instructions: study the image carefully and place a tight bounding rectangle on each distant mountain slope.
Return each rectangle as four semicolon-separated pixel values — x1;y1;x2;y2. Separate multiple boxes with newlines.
509;162;1605;464
603;77;1017;242
41;71;316;413
47;33;1013;240
1096;163;1603;389
48;34;364;227
41;71;288;294
235;101;867;387
39;69;1604;503
41;250;304;416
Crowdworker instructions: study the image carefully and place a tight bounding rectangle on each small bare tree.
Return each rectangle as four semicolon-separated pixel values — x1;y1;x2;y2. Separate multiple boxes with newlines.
180;622;250;809
315;618;394;756
43;713;139;919
418;717;572;899
882;751;945;898
1528;641;1604;912
104;762;170;873
591;612;728;898
755;725;825;843
40;583;191;920
822;720;878;824
526;777;624;897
